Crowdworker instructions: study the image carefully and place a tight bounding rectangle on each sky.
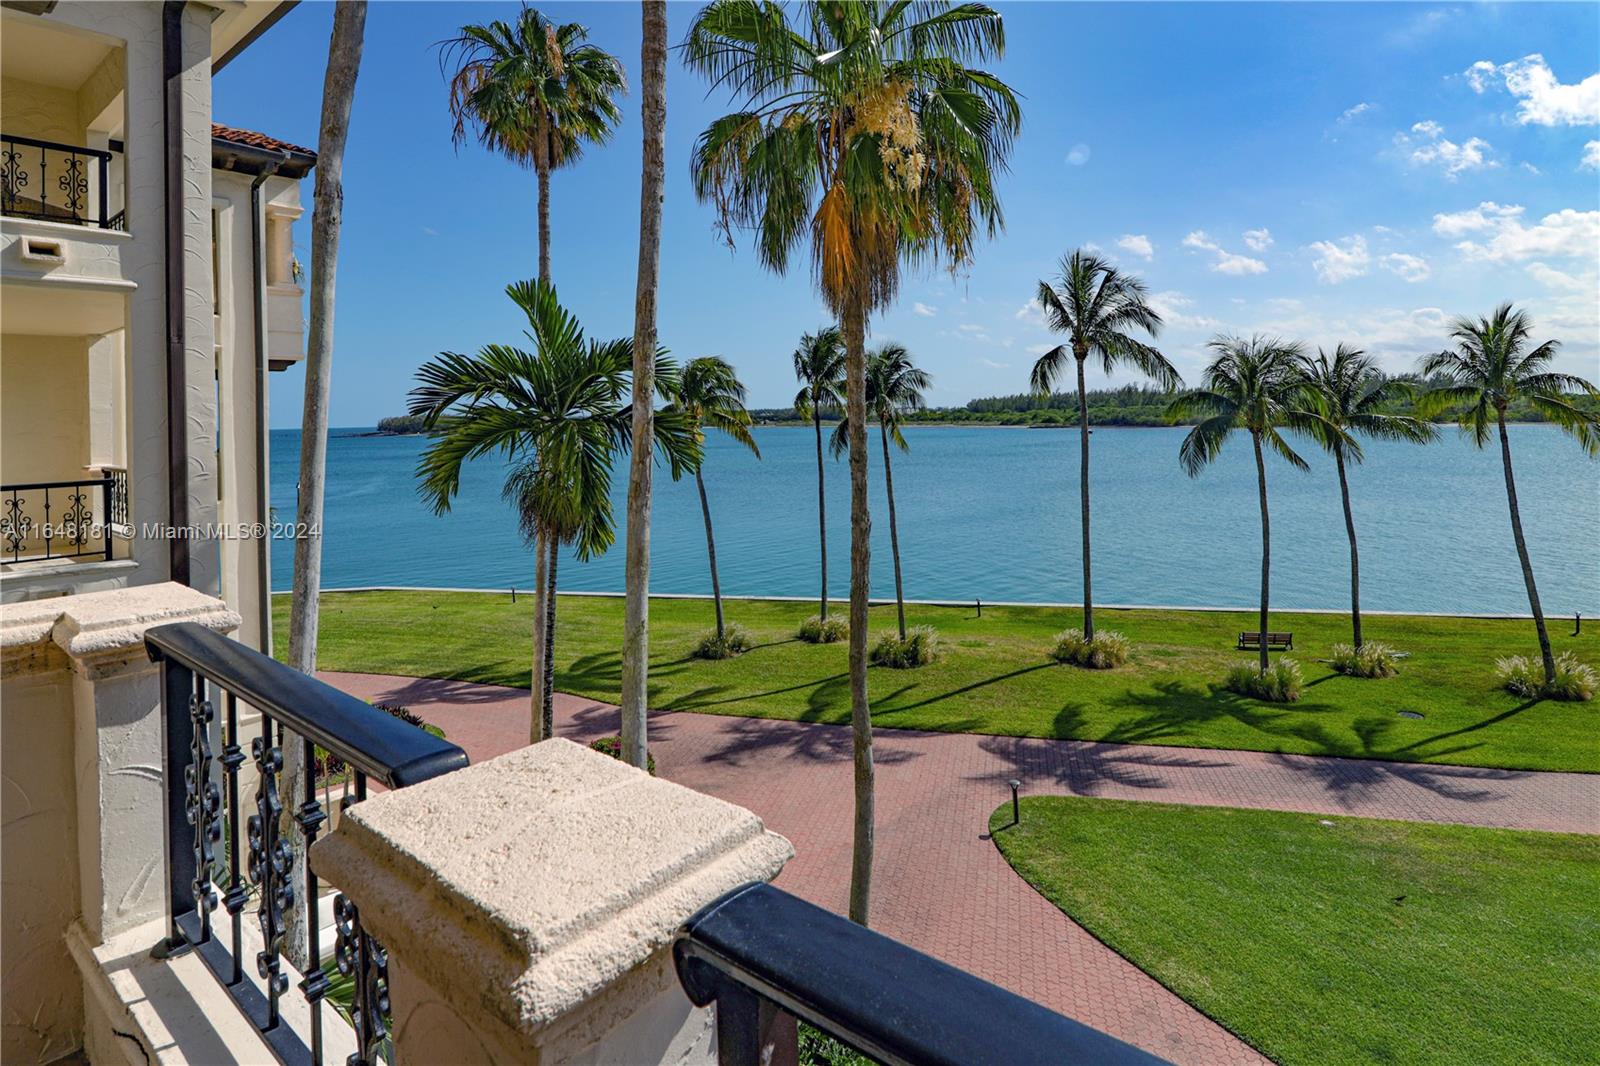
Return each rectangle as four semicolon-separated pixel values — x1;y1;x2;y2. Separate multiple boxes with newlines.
213;1;1600;429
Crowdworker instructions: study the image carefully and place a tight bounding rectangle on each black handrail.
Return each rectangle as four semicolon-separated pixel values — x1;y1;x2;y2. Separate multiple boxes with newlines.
146;622;467;787
675;883;1170;1066
144;622;468;1066
2;131;118;228
2;475;115;564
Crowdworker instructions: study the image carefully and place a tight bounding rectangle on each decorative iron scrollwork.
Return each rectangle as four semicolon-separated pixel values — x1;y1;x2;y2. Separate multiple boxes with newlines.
184;687;222;934
1;146;24;213
61;489;91;550
2;493;26;557
58;153;86;218
333;892;390;1066
247;731;294;1017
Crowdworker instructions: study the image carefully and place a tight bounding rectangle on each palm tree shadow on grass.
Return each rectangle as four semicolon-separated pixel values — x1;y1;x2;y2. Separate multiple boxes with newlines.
1098;680;1350;753
699;710;925;769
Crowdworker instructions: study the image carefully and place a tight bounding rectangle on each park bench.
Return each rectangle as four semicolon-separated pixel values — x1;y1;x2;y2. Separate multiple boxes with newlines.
1237;631;1293;652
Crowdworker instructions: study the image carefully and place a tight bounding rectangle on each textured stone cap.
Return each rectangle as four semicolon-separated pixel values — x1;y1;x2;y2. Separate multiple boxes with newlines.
1;581;240;677
311;737;793;1036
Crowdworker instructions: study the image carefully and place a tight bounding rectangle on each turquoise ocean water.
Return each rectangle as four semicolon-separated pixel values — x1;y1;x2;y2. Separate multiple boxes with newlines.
269;424;1598;616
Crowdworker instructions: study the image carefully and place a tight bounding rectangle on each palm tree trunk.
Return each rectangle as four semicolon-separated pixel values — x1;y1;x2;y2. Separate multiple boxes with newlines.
621;0;667;771
530;527;548;742
695;467;725;641
814;410;828;621
842;295;875;927
284;0;365;972
1497;412;1555;685
536;158;551;284
1076;353;1093;641
1252;431;1271;676
543;538;559;737
881;422;906;641
1334;447;1362;648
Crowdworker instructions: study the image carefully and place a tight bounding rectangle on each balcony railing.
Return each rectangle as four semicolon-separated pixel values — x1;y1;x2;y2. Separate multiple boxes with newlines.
2;132;123;230
1;472;124;564
144;622;470;1066
675;882;1169;1065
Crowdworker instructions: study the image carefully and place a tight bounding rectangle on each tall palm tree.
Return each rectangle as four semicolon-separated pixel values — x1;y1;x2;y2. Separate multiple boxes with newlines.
686;1;1020;925
793;327;846;621
408;279;697;739
285;0;366;971
1419;304;1600;687
832;343;931;640
665;356;760;642
440;5;625;283
1299;346;1435;648
620;1;669;773
1168;337;1320;677
1029;251;1178;640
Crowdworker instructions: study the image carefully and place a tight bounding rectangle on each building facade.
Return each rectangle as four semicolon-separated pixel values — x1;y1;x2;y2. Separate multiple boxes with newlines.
1;0;310;654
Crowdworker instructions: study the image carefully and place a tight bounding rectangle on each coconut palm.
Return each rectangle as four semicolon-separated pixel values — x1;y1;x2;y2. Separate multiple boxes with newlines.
1419;304;1600;687
665;356;760;642
440;6;625;283
1029;251;1179;641
1298;346;1436;648
793;327;846;621
408;278;697;740
686;0;1020;926
1168;336;1320;676
831;343;931;640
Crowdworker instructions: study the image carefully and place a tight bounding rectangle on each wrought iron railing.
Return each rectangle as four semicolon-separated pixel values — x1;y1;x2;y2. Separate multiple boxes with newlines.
675;883;1170;1066
1;132;120;229
1;474;121;564
145;622;470;1066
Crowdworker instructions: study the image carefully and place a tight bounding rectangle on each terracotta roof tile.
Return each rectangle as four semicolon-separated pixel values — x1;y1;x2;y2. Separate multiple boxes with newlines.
212;123;315;159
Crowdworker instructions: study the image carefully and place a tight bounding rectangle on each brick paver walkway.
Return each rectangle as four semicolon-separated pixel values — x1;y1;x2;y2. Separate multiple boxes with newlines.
327;671;1599;1065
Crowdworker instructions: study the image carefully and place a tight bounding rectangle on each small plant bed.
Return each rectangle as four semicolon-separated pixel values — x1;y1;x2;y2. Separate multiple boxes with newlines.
990;796;1600;1066
1496;652;1596;702
1224;658;1303;702
798;614;849;644
1328;641;1403;679
692;624;753;660
870;626;940;668
1049;628;1129;669
799;1023;876;1065
589;735;656;775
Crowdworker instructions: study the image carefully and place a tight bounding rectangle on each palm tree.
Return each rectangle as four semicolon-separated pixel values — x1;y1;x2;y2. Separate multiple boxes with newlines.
832;344;931;640
1419;304;1600;687
665;356;760;642
1029;251;1178;640
1298;346;1435;648
408;278;697;740
620;1;669;773
285;0;366;971
686;1;1020;925
793;327;846;622
1168;337;1320;677
440;5;625;283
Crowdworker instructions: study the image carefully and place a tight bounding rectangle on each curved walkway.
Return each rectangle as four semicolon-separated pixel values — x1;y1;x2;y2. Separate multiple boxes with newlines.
326;671;1599;1065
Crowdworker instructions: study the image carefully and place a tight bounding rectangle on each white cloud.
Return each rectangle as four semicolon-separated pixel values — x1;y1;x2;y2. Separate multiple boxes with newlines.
1466;54;1600;127
1025;343;1056;356
1066;143;1091;166
1432;201;1600;262
421;226;440;236
1381;252;1431;283
1147;290;1221;330
1524;263;1600;355
1401;121;1495;178
1013;299;1046;327
1338;102;1373;123
1520;161;1543;176
980;357;1011;370
1117;234;1154;259
1307;235;1371;283
957;323;988;336
1182;230;1267;275
1525;261;1589;292
913;302;937;317
1242;228;1273;251
1583;141;1600;171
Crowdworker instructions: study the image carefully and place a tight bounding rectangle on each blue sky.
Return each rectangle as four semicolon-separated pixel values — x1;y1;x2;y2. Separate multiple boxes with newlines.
214;2;1600;429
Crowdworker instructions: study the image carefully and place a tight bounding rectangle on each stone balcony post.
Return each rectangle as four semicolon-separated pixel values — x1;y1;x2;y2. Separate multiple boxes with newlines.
1;582;239;1064
311;737;794;1065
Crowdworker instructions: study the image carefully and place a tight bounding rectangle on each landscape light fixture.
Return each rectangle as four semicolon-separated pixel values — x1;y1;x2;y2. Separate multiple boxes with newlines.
1009;779;1021;827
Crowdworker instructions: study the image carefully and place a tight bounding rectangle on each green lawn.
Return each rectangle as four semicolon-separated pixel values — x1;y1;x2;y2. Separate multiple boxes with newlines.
273;590;1600;773
988;797;1600;1066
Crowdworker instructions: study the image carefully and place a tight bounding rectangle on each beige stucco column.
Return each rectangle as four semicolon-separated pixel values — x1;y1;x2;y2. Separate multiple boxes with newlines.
311;738;794;1065
1;582;239;1064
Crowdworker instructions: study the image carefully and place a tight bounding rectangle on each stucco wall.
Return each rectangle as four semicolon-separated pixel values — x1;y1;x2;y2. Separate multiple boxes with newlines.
0;333;92;485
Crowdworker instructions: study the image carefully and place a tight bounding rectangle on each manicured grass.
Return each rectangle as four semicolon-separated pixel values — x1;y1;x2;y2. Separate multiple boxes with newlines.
989;797;1600;1066
272;590;1600;772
